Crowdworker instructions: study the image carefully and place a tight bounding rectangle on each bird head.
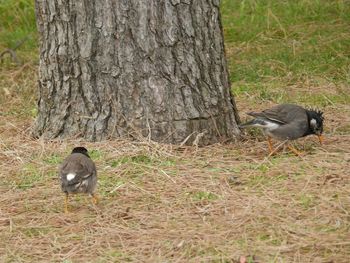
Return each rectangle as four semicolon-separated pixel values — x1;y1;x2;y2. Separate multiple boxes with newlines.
309;110;324;134
71;147;90;157
308;109;324;143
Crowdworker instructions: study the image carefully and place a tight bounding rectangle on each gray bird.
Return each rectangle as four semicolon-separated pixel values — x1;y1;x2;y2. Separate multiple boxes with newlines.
59;147;98;213
239;104;324;155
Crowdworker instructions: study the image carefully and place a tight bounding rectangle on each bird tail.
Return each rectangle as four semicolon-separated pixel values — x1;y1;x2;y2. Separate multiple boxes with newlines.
239;119;265;128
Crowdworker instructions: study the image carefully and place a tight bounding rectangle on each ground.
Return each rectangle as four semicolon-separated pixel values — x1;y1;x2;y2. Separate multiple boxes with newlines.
0;0;349;262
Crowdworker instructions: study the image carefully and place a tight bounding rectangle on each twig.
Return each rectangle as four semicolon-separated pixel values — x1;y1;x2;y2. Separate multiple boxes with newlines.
0;36;30;65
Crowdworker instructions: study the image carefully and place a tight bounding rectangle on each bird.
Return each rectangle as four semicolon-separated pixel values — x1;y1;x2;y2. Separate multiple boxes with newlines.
59;147;98;213
239;103;324;156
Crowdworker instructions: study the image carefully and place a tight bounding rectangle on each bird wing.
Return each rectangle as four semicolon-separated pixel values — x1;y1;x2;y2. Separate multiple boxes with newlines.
248;104;304;125
269;117;309;139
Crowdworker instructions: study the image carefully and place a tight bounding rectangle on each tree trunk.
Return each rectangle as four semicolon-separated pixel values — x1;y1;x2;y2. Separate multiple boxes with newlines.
33;0;240;145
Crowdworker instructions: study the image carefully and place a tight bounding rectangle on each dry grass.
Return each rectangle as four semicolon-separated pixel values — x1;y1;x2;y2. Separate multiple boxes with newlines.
1;0;350;260
1;67;350;263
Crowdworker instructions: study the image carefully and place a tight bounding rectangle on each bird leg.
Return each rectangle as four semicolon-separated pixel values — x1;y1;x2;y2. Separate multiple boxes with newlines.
287;144;303;157
64;193;69;213
91;193;99;205
267;137;275;154
317;134;324;145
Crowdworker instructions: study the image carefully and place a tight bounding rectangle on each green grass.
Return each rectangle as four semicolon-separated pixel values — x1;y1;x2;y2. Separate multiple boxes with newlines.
1;0;349;107
22;227;51;238
110;154;177;167
43;154;63;165
221;0;350;105
15;163;44;190
99;174;125;197
89;149;103;160
110;155;154;167
0;0;37;65
0;0;37;48
298;193;315;209
190;191;219;201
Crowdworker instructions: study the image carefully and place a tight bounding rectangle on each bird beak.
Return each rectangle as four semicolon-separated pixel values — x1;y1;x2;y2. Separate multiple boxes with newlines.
318;134;324;145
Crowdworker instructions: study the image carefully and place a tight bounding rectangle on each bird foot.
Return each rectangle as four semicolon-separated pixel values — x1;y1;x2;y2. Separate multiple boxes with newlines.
91;194;99;205
64;194;69;213
318;134;324;145
268;148;278;156
267;137;279;156
267;137;274;152
287;145;303;157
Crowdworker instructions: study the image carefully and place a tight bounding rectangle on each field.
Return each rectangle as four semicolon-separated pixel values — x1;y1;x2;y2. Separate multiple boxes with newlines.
1;0;349;262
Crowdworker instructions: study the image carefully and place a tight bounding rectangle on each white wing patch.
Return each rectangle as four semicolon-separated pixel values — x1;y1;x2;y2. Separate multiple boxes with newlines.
252;120;280;130
66;173;76;181
264;121;280;130
82;173;92;179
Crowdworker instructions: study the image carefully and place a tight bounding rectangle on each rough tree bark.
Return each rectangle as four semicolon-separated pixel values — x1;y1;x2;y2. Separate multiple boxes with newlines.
33;0;240;145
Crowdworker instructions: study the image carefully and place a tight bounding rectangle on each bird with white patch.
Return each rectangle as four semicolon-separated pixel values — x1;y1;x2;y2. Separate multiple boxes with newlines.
59;147;98;213
239;103;324;156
